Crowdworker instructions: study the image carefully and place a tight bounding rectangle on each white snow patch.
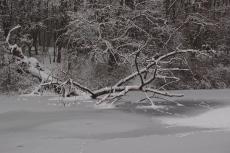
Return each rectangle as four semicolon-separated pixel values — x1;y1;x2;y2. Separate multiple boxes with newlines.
136;105;165;110
49;95;92;102
161;107;230;129
28;57;39;66
20;94;40;97
94;103;117;109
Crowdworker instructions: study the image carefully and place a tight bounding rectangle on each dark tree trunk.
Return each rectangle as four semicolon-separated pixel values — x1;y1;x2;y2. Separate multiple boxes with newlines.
42;30;46;55
28;46;32;57
56;47;61;63
34;40;38;55
32;31;38;55
53;31;57;63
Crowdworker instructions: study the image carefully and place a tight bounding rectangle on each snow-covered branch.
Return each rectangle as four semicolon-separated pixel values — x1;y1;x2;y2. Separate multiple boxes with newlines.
5;22;211;106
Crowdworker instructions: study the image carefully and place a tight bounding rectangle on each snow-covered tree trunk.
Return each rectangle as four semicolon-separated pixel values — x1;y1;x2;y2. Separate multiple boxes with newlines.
6;25;211;105
6;25;54;82
5;25;87;96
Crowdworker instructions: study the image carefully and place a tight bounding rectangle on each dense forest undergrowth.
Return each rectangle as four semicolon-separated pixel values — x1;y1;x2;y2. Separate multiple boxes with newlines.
0;0;230;97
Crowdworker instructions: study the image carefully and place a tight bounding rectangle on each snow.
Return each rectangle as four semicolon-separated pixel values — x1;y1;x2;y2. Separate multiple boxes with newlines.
28;57;39;66
1;89;230;153
136;104;165;110
161;107;230;129
94;103;117;109
49;95;92;101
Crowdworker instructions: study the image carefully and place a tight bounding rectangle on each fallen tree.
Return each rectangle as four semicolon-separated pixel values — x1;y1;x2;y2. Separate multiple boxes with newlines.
5;25;212;105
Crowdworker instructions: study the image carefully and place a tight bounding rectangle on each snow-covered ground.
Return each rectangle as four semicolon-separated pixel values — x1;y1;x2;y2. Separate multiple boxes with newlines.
0;89;230;153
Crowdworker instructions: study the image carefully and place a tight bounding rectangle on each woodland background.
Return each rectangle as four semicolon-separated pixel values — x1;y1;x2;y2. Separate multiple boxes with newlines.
0;0;230;94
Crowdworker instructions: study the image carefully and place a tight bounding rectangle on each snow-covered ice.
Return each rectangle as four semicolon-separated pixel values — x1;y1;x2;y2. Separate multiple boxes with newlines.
161;107;230;129
1;89;230;153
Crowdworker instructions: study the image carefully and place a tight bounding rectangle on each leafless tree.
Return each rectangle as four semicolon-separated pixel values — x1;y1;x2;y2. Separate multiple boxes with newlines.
5;24;211;106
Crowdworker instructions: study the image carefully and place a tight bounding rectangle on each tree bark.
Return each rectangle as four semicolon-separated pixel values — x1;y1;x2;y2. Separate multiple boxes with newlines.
56;47;61;63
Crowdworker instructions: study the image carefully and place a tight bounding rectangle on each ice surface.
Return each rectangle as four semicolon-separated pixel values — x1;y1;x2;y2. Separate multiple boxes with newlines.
1;89;230;153
161;107;230;129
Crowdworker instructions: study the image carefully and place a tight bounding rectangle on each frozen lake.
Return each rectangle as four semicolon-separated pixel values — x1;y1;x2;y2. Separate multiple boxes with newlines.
0;89;230;153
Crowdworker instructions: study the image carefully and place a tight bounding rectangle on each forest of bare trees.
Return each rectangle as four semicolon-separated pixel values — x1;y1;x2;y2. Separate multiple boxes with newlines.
0;0;230;103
